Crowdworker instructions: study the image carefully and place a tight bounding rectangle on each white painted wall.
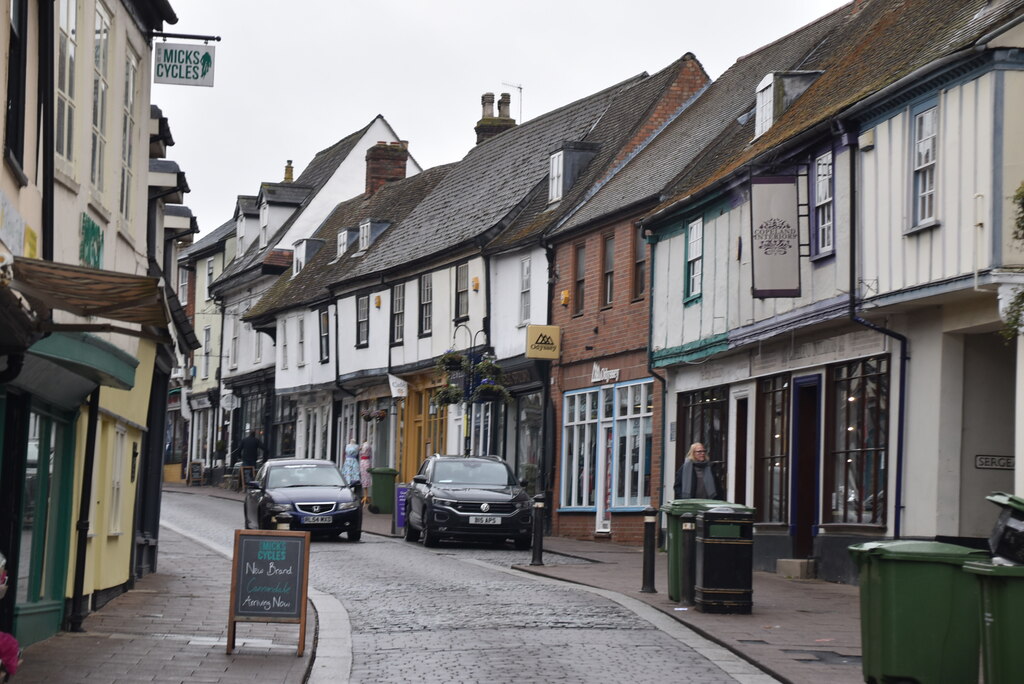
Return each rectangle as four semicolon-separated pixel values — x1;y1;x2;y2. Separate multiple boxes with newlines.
278;118;422;249
491;245;549;360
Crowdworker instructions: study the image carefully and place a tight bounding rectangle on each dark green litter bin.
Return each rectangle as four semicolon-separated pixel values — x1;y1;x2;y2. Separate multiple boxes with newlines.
660;499;729;604
695;503;755;614
850;540;988;684
368;467;399;514
965;559;1024;683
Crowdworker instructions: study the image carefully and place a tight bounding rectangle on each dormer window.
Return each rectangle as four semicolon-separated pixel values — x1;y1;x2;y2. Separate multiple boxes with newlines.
236;214;245;253
755;74;774;138
260;201;269;229
260;222;268;249
359;219;371;251
337;230;346;258
548;151;564;203
294;251;304;275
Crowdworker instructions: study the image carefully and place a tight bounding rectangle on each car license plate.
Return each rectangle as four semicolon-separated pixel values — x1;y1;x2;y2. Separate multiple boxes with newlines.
306;515;331;524
469;516;500;525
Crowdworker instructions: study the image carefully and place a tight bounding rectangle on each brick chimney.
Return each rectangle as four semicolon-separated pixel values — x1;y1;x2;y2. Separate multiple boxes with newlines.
365;141;409;196
284;159;294;183
475;91;516;144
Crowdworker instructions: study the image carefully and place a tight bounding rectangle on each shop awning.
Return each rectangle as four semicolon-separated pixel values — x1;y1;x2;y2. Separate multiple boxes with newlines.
8;256;173;343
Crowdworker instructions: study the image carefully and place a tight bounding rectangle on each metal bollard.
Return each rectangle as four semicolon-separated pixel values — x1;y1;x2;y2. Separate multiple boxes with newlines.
641;506;657;593
530;494;545;566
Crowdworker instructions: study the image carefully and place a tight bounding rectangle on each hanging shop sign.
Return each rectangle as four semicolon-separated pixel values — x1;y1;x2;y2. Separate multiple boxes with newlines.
750;176;800;298
525;325;560;360
154;42;216;87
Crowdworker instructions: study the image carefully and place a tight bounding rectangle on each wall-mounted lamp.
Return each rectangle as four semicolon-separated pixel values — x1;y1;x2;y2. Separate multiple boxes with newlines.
472;276;480;292
560;290;570;307
374;295;381;309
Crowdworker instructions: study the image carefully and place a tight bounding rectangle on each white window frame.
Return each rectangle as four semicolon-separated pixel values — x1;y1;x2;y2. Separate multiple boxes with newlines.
913;106;938;227
281;319;289;369
108;427;125;534
178;266;189;303
119;48;139;218
419;273;432;335
229;317;238;369
815;150;834;254
294;250;304;275
336;230;346;258
297;317;306;365
391;283;405;344
610;380;653;509
686;217;703;298
548;151;564;202
253;323;262;362
519;257;531;324
236;214;245;254
260;201;268;229
356;295;369;347
260;222;268;249
754;74;774;138
205;258;214;300
359;220;371;251
561;389;598;509
319;309;330;362
455;263;469;320
90;2;110;190
202;326;211;378
56;0;77;163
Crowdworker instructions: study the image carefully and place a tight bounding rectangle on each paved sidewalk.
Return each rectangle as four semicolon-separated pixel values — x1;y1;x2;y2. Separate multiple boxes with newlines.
17;520;313;683
16;483;863;684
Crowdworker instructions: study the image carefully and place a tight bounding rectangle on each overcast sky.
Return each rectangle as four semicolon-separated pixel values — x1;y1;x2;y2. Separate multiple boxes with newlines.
155;1;849;236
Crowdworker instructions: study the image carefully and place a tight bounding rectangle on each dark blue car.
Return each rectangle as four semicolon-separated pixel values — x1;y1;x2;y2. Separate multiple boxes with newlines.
244;459;362;541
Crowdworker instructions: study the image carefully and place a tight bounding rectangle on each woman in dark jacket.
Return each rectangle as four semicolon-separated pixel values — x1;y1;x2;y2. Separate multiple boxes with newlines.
673;442;722;500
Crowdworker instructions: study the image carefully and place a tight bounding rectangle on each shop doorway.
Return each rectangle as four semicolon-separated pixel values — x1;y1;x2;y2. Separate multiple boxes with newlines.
791;377;821;558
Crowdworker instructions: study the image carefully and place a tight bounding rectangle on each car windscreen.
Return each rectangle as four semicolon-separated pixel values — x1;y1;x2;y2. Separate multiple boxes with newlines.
432;460;512;486
267;463;345;488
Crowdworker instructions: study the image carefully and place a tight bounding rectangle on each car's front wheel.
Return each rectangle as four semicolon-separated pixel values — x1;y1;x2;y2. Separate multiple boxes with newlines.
422;525;440;547
348;528;362;542
514;535;532;550
403;507;420;542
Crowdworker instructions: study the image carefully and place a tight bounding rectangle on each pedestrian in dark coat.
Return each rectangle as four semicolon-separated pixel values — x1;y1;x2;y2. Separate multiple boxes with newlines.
673;442;722;500
234;430;268;468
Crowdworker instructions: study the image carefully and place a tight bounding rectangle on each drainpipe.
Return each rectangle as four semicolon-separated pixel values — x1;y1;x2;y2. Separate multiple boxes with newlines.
644;225;669;513
541;241;557;529
69;387;100;631
842;122;908;539
41;0;54;260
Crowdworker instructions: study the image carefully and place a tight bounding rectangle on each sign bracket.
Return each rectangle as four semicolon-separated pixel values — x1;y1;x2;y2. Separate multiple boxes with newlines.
150;31;221;43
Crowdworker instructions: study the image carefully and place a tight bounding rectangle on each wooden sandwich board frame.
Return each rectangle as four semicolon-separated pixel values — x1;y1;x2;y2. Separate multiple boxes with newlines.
227;529;310;655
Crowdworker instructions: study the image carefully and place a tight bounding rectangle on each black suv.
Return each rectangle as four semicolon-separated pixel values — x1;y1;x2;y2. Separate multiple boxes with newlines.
404;455;532;549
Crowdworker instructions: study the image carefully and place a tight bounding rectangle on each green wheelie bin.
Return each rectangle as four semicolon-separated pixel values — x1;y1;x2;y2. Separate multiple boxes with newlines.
964;560;1024;684
660;499;728;604
368;467;399;514
849;540;988;684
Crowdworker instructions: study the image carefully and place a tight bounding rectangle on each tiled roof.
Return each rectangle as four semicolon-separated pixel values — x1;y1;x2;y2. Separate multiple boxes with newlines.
655;0;1024;214
491;54;710;249
216;118;377;287
259;182;313;206
245;164;454;320
180;216;235;261
342;77;645;279
558;5;849;234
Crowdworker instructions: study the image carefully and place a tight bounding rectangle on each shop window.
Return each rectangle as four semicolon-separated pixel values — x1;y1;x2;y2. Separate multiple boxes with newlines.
755;375;790;522
827;356;888;524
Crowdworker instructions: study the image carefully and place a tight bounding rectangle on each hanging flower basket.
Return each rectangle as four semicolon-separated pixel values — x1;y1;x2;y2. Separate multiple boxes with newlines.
360;408;387;422
473;357;503;382
433;383;464;405
471;378;512;403
436;349;469;375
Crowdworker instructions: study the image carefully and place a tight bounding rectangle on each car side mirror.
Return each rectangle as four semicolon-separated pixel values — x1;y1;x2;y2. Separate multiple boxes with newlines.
246;480;260;489
413;474;427;484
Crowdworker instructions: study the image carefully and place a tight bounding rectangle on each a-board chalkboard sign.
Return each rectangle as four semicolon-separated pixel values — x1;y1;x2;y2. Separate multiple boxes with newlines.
188;461;203;486
239;465;256;489
227;529;310;655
